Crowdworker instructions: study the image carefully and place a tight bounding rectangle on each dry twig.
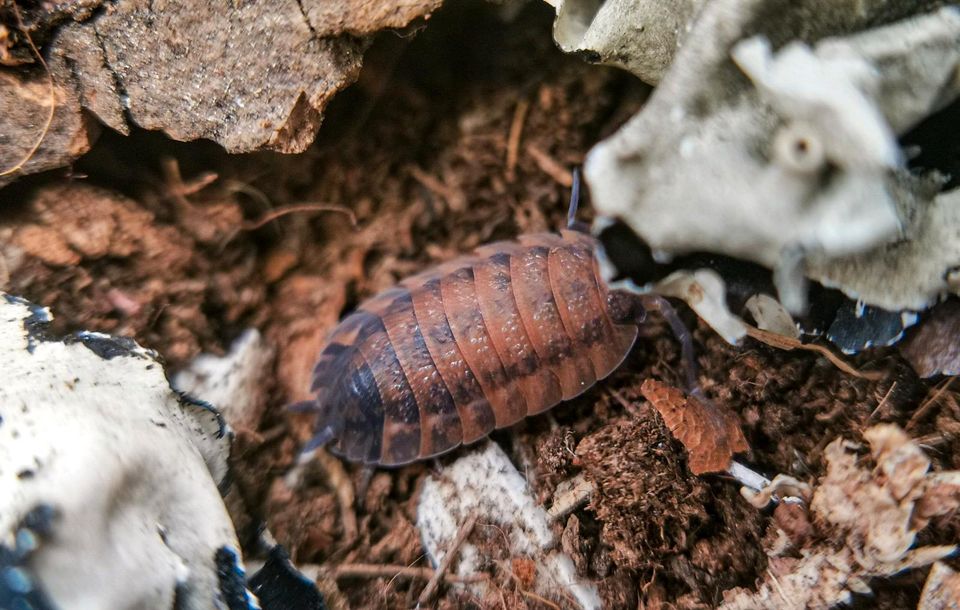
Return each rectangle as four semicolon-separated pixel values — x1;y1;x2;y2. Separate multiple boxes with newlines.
330;563;485;584
242;203;358;230
505;99;530;183
865;381;898;423
907;377;957;431
161;157;219;202
417;513;479;605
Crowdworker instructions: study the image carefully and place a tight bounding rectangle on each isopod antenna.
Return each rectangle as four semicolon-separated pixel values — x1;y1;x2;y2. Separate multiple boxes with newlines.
566;167;590;233
641;295;700;394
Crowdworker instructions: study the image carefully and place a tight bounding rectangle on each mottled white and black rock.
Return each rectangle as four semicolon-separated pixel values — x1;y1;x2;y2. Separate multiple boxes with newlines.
0;293;252;610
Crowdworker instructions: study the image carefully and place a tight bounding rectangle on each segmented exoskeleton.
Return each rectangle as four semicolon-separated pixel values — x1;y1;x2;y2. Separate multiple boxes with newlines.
304;225;647;466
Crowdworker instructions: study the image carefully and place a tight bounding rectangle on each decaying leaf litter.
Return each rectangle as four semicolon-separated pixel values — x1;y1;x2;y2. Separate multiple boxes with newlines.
2;1;960;608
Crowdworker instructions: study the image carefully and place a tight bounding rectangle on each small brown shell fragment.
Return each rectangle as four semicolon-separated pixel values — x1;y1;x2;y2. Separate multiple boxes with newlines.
639;378;748;474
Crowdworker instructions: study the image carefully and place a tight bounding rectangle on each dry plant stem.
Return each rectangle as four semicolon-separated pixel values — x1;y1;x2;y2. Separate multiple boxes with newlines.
329;563;486;584
519;589;562;610
641;295;700;391
607;388;643;418
408;165;465;212
242;203;358;230
0;2;55;177
907;377;957;431
161;157;219;201
744;325;883;380
505;99;530;183
313;450;359;543
417;513;479;605
525;143;574;187
866;381;898;423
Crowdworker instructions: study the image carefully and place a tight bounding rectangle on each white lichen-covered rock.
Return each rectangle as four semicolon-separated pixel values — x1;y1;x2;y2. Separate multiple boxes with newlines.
579;2;960;335
173;328;275;430
0;294;255;610
546;0;708;84
417;442;601;610
806;185;960;311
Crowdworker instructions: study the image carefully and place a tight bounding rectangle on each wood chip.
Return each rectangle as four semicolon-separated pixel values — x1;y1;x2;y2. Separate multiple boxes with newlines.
546;473;595;521
640;378;749;475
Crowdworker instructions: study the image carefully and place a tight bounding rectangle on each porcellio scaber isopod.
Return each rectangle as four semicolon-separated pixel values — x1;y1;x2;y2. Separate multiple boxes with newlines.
301;219;649;466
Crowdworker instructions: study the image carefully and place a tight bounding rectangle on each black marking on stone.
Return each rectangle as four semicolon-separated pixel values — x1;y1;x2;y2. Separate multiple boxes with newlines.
4;294;53;353
21;504;57;538
172;581;190;610
214;546;257;610
248;545;327;610
176;391;228;439
827;301;919;354
176;391;233;494
71;333;141;360
0;504;59;610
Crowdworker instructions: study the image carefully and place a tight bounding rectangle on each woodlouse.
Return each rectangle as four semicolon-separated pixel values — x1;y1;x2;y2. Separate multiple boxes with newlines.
303;226;648;466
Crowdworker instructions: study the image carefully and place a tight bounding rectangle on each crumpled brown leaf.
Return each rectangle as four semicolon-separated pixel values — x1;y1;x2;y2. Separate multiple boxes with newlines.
639;378;748;474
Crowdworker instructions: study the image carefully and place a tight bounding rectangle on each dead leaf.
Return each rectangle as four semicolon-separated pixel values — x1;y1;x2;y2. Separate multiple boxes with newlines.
900;299;960;378
639;378;748;475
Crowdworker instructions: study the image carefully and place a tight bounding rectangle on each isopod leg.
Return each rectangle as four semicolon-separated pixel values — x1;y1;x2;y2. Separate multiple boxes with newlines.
302;423;336;454
642;295;698;393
